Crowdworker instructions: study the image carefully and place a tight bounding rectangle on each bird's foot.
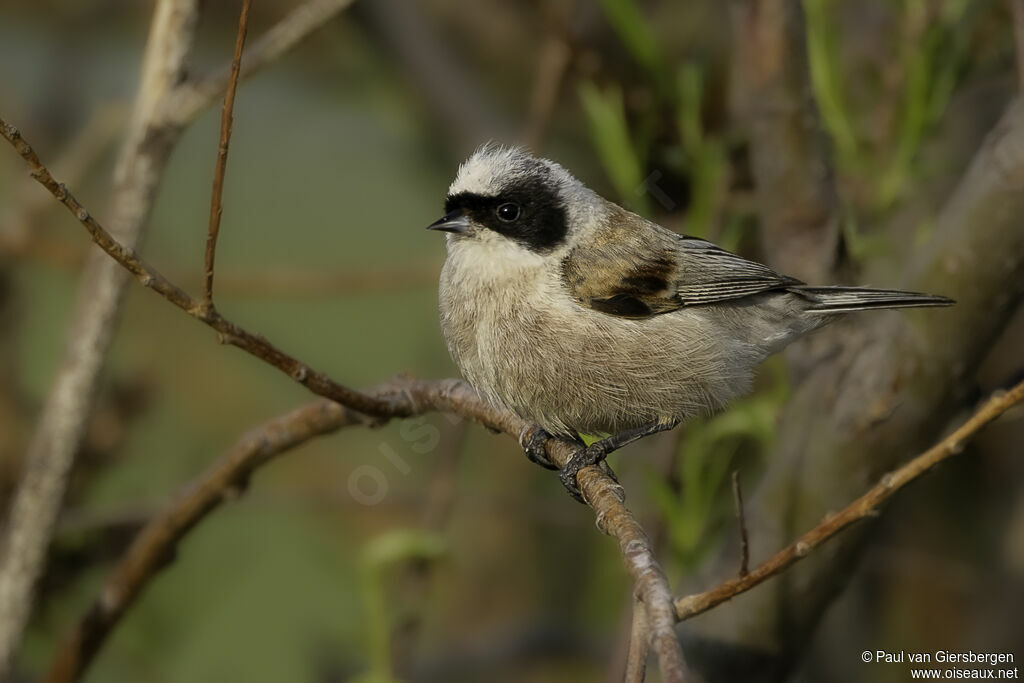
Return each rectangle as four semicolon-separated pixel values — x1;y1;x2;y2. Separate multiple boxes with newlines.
558;441;619;504
558;420;679;503
519;426;558;470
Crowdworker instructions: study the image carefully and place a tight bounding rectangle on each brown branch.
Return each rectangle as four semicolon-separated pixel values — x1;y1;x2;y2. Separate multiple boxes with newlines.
0;118;406;419
2;49;689;683
623;593;651;683
169;0;358;126
0;2;202;674
43;398;372;683
731;470;749;578
203;0;251;308
674;377;1024;621
45;378;685;682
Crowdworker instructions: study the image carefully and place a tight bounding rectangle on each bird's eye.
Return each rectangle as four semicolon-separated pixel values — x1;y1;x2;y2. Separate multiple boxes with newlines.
496;203;520;222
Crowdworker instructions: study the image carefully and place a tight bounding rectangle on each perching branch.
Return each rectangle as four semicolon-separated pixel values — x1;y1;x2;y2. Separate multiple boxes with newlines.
2;107;686;681
674;377;1024;622
43;378;683;683
203;0;251;309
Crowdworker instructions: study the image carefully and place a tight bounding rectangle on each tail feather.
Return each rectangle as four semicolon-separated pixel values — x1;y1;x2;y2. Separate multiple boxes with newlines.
795;286;954;313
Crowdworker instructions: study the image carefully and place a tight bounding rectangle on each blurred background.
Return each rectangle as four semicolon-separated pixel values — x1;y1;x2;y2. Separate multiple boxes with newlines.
0;1;1022;681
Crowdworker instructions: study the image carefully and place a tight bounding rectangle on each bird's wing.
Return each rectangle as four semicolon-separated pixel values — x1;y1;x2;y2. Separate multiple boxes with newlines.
561;212;799;319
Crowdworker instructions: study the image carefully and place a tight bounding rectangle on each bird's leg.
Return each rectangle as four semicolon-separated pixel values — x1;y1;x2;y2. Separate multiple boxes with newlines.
559;420;679;503
519;426;560;470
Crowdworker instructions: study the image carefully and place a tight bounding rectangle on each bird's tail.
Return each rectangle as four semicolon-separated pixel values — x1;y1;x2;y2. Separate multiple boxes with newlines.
795;286;954;313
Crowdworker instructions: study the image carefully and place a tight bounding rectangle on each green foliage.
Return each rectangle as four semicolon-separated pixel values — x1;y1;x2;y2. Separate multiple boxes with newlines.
675;64;727;238
582;1;729;232
804;0;862;175
649;362;787;570
876;0;974;208
803;0;979;216
578;81;651;216
355;530;448;683
596;0;664;80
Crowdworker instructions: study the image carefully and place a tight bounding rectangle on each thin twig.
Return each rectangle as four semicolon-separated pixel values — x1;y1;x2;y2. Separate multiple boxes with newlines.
203;0;251;308
623;593;651;683
169;0;358;126
731;470;749;578
0;3;202;674
675;378;1024;621
0;117;405;419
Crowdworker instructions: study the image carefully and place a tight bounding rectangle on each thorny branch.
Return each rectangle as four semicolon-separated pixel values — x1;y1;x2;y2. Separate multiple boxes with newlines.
203;0;251;309
674;378;1024;621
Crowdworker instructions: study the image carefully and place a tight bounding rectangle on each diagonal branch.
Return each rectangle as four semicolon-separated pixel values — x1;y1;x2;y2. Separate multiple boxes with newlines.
0;117;406;419
168;0;358;127
44;378;684;683
0;3;202;675
203;0;252;309
674;377;1024;621
2;115;687;681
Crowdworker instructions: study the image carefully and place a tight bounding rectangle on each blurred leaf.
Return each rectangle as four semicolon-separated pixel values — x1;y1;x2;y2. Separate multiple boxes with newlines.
676;64;726;238
803;0;861;174
596;0;663;78
357;530;447;683
650;362;787;569
876;0;974;207
578;81;650;215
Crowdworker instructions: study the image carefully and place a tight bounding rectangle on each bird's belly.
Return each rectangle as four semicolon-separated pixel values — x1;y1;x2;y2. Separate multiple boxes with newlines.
442;279;752;436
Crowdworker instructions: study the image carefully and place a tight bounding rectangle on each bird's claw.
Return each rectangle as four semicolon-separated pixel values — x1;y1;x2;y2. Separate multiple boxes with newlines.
520;426;558;470
558;442;618;504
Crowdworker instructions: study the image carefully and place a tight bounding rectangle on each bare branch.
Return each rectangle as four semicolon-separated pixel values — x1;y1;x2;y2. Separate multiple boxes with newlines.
624;593;651;683
0;2;201;673
169;0;358;126
203;0;252;309
731;470;749;578
0;117;407;419
44;377;684;682
43;398;371;683
675;378;1024;621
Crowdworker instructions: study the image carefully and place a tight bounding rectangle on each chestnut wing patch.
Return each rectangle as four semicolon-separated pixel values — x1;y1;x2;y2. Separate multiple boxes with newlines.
562;227;800;320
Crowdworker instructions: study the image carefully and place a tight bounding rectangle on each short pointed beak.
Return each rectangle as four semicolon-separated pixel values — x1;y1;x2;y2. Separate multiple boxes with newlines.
427;210;471;234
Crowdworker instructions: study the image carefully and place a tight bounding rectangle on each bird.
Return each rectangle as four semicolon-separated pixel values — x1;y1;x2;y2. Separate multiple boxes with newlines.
427;144;953;501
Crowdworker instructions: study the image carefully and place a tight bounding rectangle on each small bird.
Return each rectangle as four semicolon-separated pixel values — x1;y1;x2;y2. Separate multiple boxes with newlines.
428;144;952;500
